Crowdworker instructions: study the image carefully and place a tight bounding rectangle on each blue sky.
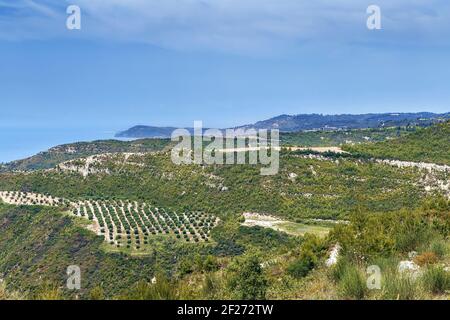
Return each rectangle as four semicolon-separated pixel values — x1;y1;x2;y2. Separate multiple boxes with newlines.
1;0;450;130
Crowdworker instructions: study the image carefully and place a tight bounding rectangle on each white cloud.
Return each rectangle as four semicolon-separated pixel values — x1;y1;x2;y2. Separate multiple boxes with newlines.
1;0;450;54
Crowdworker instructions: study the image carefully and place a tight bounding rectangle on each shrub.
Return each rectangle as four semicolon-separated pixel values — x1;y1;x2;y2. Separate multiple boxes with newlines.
429;240;447;259
287;234;325;279
178;259;195;276
228;255;268;300
330;257;349;282
202;273;222;299
89;286;105;300
287;249;317;279
0;283;23;300
382;271;418;300
338;266;367;300
414;252;438;267
35;282;62;300
422;266;450;294
202;255;219;272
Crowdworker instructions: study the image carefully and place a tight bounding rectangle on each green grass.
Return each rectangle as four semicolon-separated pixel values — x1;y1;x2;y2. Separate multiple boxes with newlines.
382;271;420;300
422;266;450;294
338;266;367;300
276;222;330;237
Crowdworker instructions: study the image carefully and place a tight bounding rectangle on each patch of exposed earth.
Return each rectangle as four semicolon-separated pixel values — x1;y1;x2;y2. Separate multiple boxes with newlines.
241;212;331;237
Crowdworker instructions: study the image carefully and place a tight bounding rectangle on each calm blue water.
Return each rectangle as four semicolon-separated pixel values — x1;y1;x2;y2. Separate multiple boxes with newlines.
0;127;121;163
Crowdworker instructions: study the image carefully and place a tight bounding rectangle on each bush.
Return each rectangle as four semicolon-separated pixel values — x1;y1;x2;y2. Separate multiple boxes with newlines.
287;234;325;279
338;266;367;300
422;266;450;294
429;240;447;259
331;209;442;260
202;273;222;299
35;282;62;300
228;255;268;300
330;257;349;282
382;272;418;300
89;286;105;300
0;283;23;300
287;249;317;279
414;252;438;267
202;255;219;272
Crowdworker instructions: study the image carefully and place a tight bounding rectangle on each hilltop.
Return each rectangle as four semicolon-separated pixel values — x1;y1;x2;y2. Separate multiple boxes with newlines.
116;112;450;138
0;139;172;172
236;112;449;132
0;127;413;172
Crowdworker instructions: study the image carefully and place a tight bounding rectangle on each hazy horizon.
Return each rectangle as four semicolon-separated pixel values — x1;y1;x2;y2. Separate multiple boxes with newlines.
1;1;450;129
1;1;450;161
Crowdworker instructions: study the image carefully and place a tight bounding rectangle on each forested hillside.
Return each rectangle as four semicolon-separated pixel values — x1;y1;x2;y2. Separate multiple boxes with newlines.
280;127;411;147
343;122;450;165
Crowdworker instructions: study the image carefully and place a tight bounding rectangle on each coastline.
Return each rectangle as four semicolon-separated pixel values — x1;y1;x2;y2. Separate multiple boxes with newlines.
0;126;120;163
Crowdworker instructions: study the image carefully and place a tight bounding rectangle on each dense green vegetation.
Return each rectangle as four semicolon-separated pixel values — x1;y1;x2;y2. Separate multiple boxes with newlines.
281;127;412;147
0;203;238;299
343;121;450;165
0;122;448;300
0;138;172;172
0;125;425;173
0;150;425;221
122;200;449;300
326;199;450;300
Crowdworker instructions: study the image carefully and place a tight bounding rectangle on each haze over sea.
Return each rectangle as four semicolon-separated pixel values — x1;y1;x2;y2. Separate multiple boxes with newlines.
0;126;121;163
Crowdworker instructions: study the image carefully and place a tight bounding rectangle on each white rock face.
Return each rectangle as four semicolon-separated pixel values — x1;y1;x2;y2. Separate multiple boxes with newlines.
376;159;450;173
288;172;298;181
398;261;421;279
309;166;317;176
325;244;341;267
56;152;147;177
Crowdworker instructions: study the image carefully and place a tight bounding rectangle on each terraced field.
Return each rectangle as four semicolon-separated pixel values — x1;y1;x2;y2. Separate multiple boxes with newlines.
0;191;219;250
0;191;66;207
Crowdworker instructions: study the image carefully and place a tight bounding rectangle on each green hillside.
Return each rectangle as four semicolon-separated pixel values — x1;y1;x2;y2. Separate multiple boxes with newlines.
281;127;412;147
0;127;416;173
0;203;244;299
0;151;426;221
0;128;448;300
343;122;450;165
0;139;172;172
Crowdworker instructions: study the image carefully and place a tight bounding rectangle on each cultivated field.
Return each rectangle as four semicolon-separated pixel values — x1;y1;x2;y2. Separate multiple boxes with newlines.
0;191;219;250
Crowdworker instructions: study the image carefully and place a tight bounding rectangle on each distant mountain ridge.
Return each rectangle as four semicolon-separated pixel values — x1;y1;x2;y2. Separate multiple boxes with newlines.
116;126;182;139
116;112;450;138
115;125;209;139
235;112;450;131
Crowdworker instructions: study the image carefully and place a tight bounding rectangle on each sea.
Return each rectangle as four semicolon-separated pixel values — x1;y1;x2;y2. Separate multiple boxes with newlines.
0;126;125;163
